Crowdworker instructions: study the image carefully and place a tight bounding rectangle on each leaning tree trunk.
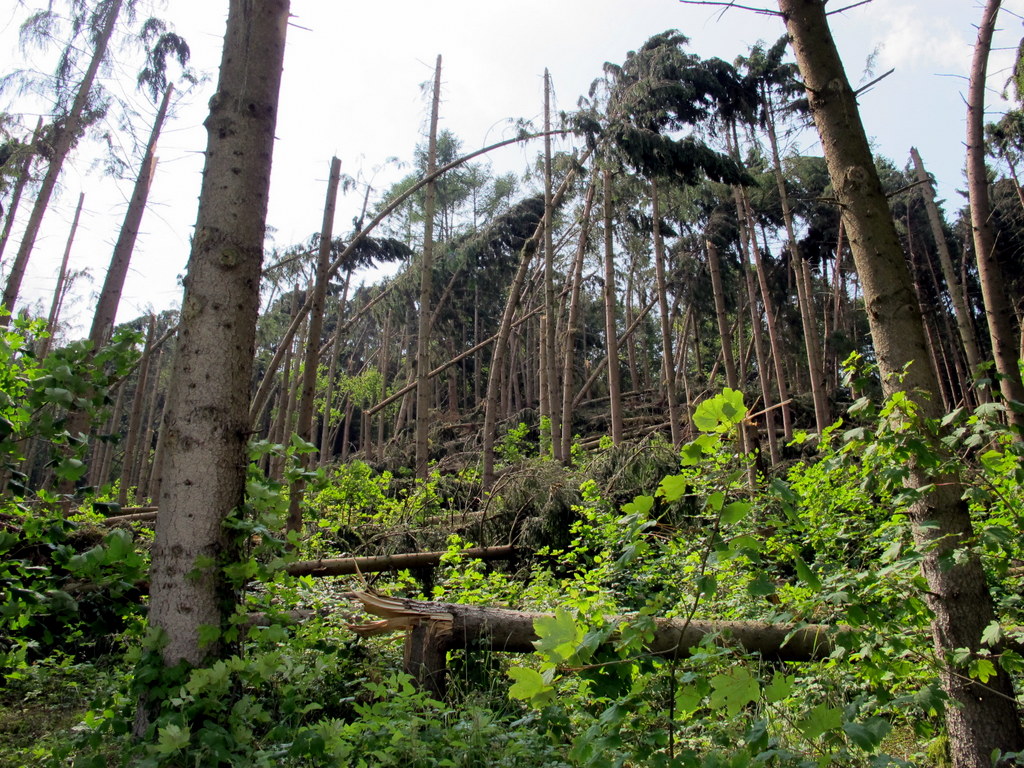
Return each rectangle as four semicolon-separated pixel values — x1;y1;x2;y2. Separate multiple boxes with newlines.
779;2;1024;765
147;0;290;679
965;0;1024;429
601;169;624;445
415;56;442;480
0;118;43;266
88;85;173;347
38;191;84;358
287;156;340;537
651;178;682;445
910;147;985;398
1;0;124;324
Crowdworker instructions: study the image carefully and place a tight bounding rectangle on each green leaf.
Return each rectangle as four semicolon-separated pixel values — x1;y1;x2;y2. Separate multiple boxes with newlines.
706;491;725;512
969;657;997;683
533;608;582;664
658;474;689;502
675;683;705;714
794;555;822;591
622;495;654;515
721;501;751;524
746;573;776;598
797;703;842;740
763;672;794;704
508;667;552;704
155;723;191;755
709;667;759;717
43;387;74;406
981;621;1002;647
843;717;890;751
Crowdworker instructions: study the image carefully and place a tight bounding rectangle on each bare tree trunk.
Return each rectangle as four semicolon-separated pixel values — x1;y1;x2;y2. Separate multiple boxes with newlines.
910;147;985;398
651;179;681;445
0;118;43;266
118;316;156;506
965;0;1024;428
600;170;624;445
135;347;164;504
1;0;124;324
561;178;597;458
147;0;289;684
780;2;1024;763
287;157;341;537
542;69;562;460
415;56;442;480
38;191;84;358
88;86;173;347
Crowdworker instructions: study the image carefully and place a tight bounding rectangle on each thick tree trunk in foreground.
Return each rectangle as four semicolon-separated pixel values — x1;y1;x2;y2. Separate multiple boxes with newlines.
779;2;1024;764
966;0;1024;428
148;0;290;671
1;0;124;324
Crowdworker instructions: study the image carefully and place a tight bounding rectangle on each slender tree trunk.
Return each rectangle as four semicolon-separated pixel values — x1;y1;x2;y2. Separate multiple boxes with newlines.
38;191;84;358
147;0;289;683
415;56;442;480
910;147;985;397
965;0;1024;428
135;347;163;505
542;69;562;460
118;316;156;505
561;178;597;459
651;179;681;445
89;87;172;347
780;2;1024;763
1;0;124;324
600;170;624;445
319;271;351;467
0;118;43;267
287;157;340;536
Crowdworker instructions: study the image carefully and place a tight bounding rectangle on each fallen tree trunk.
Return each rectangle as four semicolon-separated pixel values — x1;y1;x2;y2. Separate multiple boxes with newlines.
286;545;516;578
345;591;836;696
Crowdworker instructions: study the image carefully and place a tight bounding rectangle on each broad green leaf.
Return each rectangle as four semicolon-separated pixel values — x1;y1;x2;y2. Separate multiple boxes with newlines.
721;501;751;524
706;491;725;512
658;474;689;502
508;667;551;702
675;683;705;714
797;703;842;740
981;621;1002;647
764;672;794;704
969;657;997;683
155;723;191;755
843;717;890;751
709;667;759;717
533;608;582;663
746;573;776;598
622;495;654;515
44;387;74;406
794;555;822;591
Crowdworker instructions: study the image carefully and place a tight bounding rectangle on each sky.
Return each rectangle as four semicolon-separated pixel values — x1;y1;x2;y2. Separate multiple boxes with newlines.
2;0;1023;336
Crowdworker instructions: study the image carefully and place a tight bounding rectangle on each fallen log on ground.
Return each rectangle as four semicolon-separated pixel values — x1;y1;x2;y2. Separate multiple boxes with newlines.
286;545;517;578
345;591;836;696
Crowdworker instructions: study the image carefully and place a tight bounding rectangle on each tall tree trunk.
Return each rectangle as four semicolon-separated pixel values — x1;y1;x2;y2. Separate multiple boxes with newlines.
135;346;164;505
118;315;156;506
147;0;289;682
763;97;829;432
779;2;1024;764
542;69;562;460
1;0;124;324
88;86;173;347
287;156;340;537
38;191;84;358
415;56;442;480
651;179;682;445
910;147;985;398
600;170;624;445
561;178;597;459
319;270;352;467
0;118;43;267
965;0;1024;428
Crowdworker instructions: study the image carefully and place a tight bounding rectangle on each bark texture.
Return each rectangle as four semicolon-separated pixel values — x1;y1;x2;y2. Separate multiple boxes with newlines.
779;2;1023;764
148;0;290;667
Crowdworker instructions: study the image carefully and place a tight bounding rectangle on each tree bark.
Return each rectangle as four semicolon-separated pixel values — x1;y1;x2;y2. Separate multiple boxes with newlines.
287;157;341;537
779;1;1024;764
0;118;43;267
1;0;124;324
651;179;682;445
910;147;985;396
542;69;562;460
148;0;290;674
415;56;443;480
38;191;84;358
601;170;625;446
965;0;1024;428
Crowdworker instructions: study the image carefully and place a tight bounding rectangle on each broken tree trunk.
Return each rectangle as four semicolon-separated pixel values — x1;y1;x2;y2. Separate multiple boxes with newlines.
346;591;835;697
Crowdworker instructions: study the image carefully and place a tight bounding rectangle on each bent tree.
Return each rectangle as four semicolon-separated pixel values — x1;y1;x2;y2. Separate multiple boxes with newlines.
777;1;1024;765
147;0;290;677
